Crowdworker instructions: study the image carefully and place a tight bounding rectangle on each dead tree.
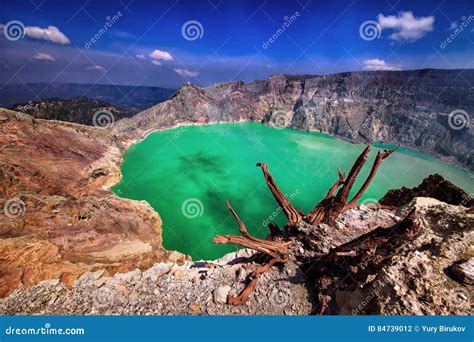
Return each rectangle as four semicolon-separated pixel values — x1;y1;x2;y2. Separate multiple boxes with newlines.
309;208;421;314
212;201;290;305
211;145;421;309
304;145;396;224
256;145;396;226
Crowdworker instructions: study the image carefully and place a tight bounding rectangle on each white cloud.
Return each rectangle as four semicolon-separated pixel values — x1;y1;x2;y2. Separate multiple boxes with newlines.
136;53;146;60
25;25;70;44
151;60;162;66
174;68;199;77
363;59;402;71
149;49;173;61
86;64;105;72
34;52;55;62
377;11;434;41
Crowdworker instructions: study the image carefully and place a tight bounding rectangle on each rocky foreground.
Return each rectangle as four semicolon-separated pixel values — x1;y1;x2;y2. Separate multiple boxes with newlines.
1;197;472;315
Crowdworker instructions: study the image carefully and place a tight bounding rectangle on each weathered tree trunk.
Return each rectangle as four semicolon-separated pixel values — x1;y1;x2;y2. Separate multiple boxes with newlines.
257;163;302;226
210;145;418;311
212;201;290;304
309;209;421;314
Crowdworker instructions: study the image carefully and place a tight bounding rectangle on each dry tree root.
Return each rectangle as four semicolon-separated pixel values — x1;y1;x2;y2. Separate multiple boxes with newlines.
212;201;291;261
304;146;396;225
212;201;290;304
255;145;396;226
210;145;420;309
226;258;280;305
257;162;302;226
309;209;421;314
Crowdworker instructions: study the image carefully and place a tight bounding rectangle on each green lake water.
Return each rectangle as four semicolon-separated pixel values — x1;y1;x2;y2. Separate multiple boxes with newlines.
113;122;473;260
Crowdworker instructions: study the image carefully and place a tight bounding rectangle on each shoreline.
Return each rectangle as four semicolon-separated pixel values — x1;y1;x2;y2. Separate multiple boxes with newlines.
111;120;473;261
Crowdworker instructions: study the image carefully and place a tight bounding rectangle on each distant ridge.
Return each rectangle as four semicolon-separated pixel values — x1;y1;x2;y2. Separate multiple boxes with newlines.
12;97;134;126
0;83;175;112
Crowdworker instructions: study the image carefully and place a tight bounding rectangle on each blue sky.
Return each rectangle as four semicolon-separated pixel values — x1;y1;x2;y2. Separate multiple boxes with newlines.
0;0;473;88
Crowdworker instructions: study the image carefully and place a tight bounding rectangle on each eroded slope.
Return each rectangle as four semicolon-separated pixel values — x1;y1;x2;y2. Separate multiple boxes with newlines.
0;109;168;297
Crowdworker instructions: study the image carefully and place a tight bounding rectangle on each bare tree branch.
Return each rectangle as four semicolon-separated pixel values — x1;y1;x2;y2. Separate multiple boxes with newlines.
212;201;290;305
324;168;346;200
227;258;280;305
333;145;371;206
343;149;396;210
257;163;302;226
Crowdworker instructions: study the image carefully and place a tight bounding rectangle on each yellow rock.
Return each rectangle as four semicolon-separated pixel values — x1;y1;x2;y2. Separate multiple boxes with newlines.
188;303;201;312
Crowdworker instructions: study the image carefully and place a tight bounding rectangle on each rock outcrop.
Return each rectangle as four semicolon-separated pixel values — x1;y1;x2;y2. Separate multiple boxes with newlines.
336;197;473;315
115;69;474;169
0;109;170;298
380;173;473;208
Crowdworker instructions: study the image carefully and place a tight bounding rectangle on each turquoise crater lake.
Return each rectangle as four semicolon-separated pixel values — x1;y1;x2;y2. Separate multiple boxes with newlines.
113;122;473;260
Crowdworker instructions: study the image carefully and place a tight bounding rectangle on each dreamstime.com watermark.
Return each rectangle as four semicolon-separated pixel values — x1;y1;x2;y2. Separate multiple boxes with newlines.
359;20;381;41
92;109;115;129
447;109;471;130
269;287;292;307
3;197;26;218
84;11;123;49
440;15;474;49
181;20;204;41
262;189;300;227
181;198;204;219
269;109;292;129
2;20;26;41
1;117;18;133
262;11;301;49
352;282;384;315
4;323;85;336
173;125;187;138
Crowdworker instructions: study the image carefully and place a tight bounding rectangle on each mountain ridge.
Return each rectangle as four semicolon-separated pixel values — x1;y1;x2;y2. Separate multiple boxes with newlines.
115;69;474;170
11;96;134;126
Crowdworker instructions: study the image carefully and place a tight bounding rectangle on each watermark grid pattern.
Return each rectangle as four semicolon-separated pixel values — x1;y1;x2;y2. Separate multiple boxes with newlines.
0;0;472;315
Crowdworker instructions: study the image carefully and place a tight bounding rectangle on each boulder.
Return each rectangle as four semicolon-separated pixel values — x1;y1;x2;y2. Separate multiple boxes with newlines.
213;285;231;304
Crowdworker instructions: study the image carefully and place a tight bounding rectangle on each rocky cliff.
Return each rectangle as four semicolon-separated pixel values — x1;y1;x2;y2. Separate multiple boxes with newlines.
116;69;473;169
380;173;473;208
0;109;180;298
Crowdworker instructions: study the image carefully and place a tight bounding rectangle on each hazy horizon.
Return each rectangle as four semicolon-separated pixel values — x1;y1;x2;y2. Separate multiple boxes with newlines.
2;67;474;89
